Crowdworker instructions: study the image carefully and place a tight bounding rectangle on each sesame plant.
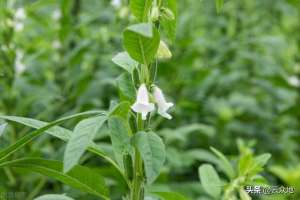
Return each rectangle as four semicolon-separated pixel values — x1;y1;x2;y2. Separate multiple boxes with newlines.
0;0;187;200
199;141;271;200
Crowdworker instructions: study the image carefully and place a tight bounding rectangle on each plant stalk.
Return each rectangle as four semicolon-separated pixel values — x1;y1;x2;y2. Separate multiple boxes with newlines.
131;114;144;200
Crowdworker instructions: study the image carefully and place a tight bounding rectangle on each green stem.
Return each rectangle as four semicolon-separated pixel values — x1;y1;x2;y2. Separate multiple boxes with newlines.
141;64;150;84
131;114;144;200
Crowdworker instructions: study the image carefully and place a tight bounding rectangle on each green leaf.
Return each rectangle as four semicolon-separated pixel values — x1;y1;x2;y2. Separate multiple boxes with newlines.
154;192;189;200
112;52;138;73
133;131;166;184
0;123;7;137
0;158;109;200
123;24;160;64
130;0;153;22
126;23;153;38
199;164;222;198
0;115;128;186
216;0;224;14
64;116;107;173
210;147;235;179
0;111;103;162
239;153;253;176
161;0;177;41
156;41;172;59
108;116;132;168
117;73;136;102
109;101;132;120
34;194;74;200
254;153;271;168
0;116;72;141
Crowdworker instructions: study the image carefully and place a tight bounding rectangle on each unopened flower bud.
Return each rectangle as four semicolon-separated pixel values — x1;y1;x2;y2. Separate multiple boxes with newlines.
161;7;175;21
151;6;160;22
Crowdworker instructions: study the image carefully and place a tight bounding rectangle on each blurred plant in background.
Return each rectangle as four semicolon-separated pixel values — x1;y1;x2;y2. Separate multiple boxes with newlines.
0;0;299;199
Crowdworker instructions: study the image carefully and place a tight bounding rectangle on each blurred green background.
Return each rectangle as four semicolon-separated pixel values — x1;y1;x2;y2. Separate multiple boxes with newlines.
0;0;299;199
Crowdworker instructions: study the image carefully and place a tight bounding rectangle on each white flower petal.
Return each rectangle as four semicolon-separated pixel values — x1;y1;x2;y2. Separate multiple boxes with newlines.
136;84;149;103
158;110;172;119
15;8;26;20
131;84;154;120
153;86;174;120
52;10;61;20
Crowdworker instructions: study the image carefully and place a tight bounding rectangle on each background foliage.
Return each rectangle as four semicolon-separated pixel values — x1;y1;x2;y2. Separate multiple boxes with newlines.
0;0;299;199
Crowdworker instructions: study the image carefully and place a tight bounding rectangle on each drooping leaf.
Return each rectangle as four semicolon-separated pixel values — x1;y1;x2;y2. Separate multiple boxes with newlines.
112;52;138;73
64;116;107;173
0;111;103;162
154;192;189;200
199;164;222;198
0;158;109;200
210;147;235;179
34;194;74;200
117;73;136;102
0;115;127;185
0;123;7;137
130;0;153;22
133;131;166;184
123;24;160;64
108;116;132;168
0;116;72;141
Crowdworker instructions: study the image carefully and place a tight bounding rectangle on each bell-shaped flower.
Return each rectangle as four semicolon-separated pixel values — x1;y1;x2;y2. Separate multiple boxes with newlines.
153;86;174;119
131;84;155;120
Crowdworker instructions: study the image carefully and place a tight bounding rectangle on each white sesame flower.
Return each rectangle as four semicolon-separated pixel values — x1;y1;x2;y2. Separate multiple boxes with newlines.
111;0;122;8
131;84;155;120
14;22;24;32
52;9;61;20
14;8;26;32
288;76;300;87
15;8;26;20
153;86;174;120
15;50;26;74
52;40;61;49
